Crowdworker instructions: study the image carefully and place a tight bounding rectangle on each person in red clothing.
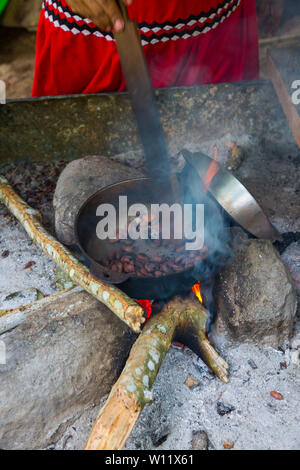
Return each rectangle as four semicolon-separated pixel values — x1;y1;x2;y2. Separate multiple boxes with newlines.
32;0;282;97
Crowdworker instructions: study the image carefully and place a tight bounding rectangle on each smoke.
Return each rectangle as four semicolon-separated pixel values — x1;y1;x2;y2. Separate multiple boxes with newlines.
178;151;232;283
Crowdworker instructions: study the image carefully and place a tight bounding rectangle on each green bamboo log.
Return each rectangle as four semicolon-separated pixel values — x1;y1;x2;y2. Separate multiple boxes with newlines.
0;287;81;334
0;175;145;333
85;296;229;450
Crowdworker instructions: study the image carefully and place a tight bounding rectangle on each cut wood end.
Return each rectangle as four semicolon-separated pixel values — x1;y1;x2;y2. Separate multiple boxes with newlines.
125;305;145;333
85;387;141;450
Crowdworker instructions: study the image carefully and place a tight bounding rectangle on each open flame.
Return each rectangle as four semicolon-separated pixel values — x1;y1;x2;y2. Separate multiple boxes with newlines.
137;282;203;325
192;281;203;304
203;147;219;194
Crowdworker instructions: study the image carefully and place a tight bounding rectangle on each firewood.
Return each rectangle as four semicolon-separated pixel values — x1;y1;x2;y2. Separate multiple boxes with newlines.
0;175;144;333
0;286;80;334
85;296;229;450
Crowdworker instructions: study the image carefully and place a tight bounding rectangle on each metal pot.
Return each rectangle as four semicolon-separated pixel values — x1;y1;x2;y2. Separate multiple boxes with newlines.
74;176;228;299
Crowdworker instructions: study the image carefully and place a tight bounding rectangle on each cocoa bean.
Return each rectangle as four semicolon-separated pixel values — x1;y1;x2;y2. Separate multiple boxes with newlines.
172;264;183;272
145;263;156;273
161;264;170;273
270;391;283;401
136;253;148;262
138;268;148;277
114;262;123;273
154;271;163;277
124;263;135;273
25;261;36;270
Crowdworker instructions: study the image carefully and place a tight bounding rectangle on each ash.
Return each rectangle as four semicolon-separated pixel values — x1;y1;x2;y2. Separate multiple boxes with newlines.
53;339;300;451
0;150;299;450
125;343;300;450
0;161;66;308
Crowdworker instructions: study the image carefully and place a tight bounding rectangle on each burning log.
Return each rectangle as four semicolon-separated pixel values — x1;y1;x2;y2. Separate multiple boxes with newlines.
85;296;229;450
0;176;145;333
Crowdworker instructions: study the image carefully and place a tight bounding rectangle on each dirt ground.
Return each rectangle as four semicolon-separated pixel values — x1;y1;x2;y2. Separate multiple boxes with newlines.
0;27;36;99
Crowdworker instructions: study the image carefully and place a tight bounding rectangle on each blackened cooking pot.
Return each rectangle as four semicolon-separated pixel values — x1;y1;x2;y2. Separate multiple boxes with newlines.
74;176;229;299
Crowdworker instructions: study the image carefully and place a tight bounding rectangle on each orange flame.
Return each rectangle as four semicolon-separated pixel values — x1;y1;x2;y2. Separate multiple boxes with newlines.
203;147;219;194
192;281;203;304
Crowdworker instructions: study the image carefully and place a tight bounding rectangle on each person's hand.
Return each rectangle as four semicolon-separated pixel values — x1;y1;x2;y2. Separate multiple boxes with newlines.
66;0;133;31
257;0;285;35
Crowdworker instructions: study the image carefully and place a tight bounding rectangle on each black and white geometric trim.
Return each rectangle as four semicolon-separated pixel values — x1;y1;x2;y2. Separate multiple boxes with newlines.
43;0;241;44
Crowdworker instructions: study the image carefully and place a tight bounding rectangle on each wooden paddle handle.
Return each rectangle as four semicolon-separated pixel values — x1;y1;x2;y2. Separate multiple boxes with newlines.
116;0;129;23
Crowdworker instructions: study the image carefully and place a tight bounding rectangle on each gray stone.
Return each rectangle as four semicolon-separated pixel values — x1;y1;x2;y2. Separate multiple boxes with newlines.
213;239;297;348
191;430;209;450
0;288;136;449
53;155;144;245
216;402;235;416
281;242;300;295
248;359;258;370
151;426;170;448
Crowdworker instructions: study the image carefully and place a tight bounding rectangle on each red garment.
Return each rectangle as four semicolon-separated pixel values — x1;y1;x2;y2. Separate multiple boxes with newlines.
32;0;258;97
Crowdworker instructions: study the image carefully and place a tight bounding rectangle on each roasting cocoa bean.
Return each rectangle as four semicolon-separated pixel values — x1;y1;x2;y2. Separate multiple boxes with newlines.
115;262;123;273
145;263;156;273
137;268;148;277
161;264;170;273
136;253;148;262
154;271;163;277
111;263;118;272
124;263;135;273
172;264;183;272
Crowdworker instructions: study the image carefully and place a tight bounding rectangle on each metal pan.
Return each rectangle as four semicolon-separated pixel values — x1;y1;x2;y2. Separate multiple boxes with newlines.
74;177;228;299
182;149;281;240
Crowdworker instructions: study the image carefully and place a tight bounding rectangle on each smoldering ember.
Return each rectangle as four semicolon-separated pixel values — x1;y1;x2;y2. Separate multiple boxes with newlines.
0;0;300;453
